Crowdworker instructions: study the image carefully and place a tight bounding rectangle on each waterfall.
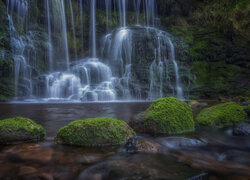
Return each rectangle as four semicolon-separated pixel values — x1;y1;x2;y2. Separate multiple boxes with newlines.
105;0;111;32
8;15;34;97
45;0;53;72
59;0;70;71
134;0;141;24
5;0;188;101
167;38;184;100
69;0;77;59
90;0;96;58
79;0;84;55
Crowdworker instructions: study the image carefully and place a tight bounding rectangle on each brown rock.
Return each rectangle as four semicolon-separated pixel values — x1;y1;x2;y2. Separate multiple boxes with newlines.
18;166;38;176
6;143;54;163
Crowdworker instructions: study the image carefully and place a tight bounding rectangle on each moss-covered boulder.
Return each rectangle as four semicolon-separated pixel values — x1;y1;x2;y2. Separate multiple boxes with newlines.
55;117;136;147
196;102;247;126
0;117;46;144
139;97;195;135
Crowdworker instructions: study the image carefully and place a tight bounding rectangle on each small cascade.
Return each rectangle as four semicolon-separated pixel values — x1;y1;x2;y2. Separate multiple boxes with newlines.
7;12;35;98
59;0;70;71
69;0;77;59
134;0;141;24
105;0;111;32
79;0;84;54
6;0;27;21
167;38;184;100
45;0;53;72
90;0;96;58
46;72;81;100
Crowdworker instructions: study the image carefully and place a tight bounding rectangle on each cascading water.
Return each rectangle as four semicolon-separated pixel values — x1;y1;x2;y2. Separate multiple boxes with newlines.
69;0;77;60
5;0;189;102
167;38;184;100
45;0;53;72
59;0;70;71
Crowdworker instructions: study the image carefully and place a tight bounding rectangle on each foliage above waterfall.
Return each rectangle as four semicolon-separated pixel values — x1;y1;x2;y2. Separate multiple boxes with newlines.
143;97;195;135
196;102;247;126
0;116;46;144
55;117;136;146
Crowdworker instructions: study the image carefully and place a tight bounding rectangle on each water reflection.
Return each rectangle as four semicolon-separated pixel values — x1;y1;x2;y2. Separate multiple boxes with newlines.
0;102;151;136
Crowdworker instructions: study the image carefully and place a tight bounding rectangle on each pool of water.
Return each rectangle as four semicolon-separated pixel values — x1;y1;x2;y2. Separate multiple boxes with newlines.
0;102;249;180
0;102;151;137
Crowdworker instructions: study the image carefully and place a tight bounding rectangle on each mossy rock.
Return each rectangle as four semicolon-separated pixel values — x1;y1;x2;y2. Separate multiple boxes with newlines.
0;117;46;144
196;102;247;126
55;117;136;147
143;97;195;135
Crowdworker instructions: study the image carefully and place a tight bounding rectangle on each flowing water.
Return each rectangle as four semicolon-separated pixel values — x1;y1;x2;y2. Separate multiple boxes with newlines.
5;0;187;102
45;0;53;72
0;102;249;179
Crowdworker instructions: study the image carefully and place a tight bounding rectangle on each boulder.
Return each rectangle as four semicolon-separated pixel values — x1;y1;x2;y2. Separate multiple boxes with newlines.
233;123;250;136
131;97;195;135
196;102;247;126
55;117;136;147
0;117;46;144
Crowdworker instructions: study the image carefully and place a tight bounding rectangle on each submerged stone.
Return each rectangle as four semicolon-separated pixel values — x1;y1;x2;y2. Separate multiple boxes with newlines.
131;97;195;135
233;123;250;136
0;117;46;144
55;117;136;147
196;102;247;126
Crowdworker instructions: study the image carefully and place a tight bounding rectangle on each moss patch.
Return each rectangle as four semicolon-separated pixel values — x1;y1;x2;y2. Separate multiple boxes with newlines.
144;97;195;135
196;102;247;126
55;117;136;147
0;117;46;144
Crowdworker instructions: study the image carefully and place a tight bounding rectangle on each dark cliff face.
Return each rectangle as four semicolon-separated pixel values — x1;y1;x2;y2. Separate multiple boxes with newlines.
156;0;250;98
0;0;14;101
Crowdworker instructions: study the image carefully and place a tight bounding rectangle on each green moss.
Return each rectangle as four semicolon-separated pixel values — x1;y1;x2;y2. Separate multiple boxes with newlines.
55;117;136;147
196;102;247;126
0;117;46;143
144;97;195;135
191;61;245;98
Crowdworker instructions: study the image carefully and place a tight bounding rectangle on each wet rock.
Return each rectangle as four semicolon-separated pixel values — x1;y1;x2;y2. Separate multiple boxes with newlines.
158;137;204;149
188;100;208;110
130;97;195;135
18;166;38;176
124;137;161;153
137;138;161;153
55;117;136;146
19;173;53;180
53;152;75;165
77;154;107;165
77;153;203;180
173;148;250;177
233;123;250;136
5;143;54;163
129;112;146;133
196;102;247;126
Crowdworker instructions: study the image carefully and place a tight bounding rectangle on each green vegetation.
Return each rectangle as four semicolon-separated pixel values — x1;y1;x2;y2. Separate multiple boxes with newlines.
196;102;247;126
160;0;250;98
55;117;136;146
0;117;46;144
144;97;195;135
